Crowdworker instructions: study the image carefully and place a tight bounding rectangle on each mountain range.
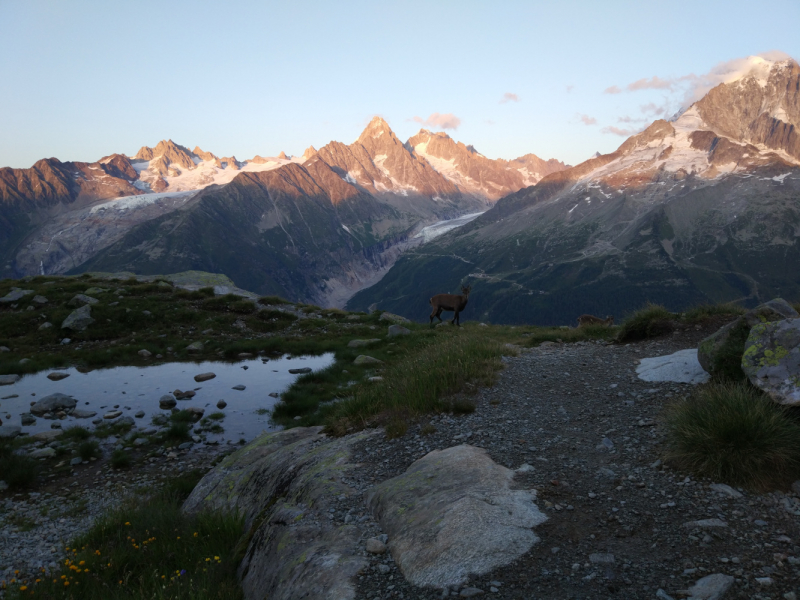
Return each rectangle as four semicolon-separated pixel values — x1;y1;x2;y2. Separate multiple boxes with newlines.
0;120;566;306
348;57;800;324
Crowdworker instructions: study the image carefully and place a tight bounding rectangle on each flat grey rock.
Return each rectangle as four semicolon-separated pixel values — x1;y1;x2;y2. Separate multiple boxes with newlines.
353;355;383;366
0;374;20;386
288;367;312;374
367;444;547;589
186;341;204;352
67;294;99;307
31;393;77;415
387;324;410;337
46;372;70;381
687;573;734;599
194;372;216;382
709;483;742;498
636;348;709;384
71;409;97;419
232;385;246;391
0;288;32;303
183;426;378;600
29;447;56;458
347;339;381;348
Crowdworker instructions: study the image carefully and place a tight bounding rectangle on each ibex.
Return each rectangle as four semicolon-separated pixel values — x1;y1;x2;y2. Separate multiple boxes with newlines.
430;285;471;327
576;314;614;327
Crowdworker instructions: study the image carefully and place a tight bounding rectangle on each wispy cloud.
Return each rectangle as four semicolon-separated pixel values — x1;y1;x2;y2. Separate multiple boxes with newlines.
617;115;647;124
604;85;622;94
499;92;519;104
565;85;574;93
578;113;597;125
412;112;462;130
627;76;674;91
601;125;639;137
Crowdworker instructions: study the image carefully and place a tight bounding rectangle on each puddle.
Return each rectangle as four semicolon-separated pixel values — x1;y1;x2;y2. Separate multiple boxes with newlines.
0;354;334;443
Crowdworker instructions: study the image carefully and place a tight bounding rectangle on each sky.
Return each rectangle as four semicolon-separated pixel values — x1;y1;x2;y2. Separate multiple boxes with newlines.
1;0;799;169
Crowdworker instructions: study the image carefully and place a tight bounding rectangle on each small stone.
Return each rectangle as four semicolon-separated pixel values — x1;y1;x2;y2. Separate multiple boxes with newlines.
186;341;204;353
194;372;216;382
460;589;484;598
216;400;227;409
61;305;94;331
387;325;411;337
38;322;53;330
20;413;35;426
134;410;145;418
269;392;279;398
365;538;386;554
589;553;615;565
159;395;177;409
232;385;246;391
46;372;70;381
755;577;773;586
288;367;312;374
104;411;123;419
687;573;734;600
683;519;728;528
133;438;148;446
32;295;48;304
69;457;82;466
61;338;71;345
138;349;152;358
178;442;193;450
237;352;253;358
30;447;56;458
68;294;99;307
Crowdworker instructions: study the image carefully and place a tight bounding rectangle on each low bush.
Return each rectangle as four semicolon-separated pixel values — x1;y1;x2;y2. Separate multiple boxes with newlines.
110;449;131;469
616;303;675;342
0;442;38;489
665;382;800;490
259;295;291;305
78;440;100;461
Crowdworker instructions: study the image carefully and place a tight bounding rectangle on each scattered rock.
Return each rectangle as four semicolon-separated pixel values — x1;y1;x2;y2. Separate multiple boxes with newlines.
104;411;123;420
173;389;196;400
0;374;20;386
194;372;216;382
459;588;485;598
216;400;227;409
29;447;56;458
70;457;82;466
636;348;709;384
387;324;411;337
30;430;62;441
31;295;48;304
682;519;728;528
367;444;547;588
186;341;204;353
232;385;246;391
709;483;743;498
61;305;95;331
83;287;108;295
38;322;53;330
347;339;381;348
60;338;71;345
71;409;97;419
354;355;383;366
742;318;800;405
185;407;205;420
135;410;145;418
159;395;177;409
138;349;152;358
0;288;33;303
67;294;99;307
20;413;35;426
46;372;70;381
365;538;386;554
268;392;279;398
379;312;410;324
31;393;77;415
288;367;312;374
589;553;615;564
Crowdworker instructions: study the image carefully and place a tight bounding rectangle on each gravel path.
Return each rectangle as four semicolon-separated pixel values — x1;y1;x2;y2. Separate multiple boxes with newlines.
349;326;800;599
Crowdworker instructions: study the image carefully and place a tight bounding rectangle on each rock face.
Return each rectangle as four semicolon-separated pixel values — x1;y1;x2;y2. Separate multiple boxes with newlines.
61;305;94;331
347;58;800;325
183;427;379;600
742;318;800;405
366;445;547;589
698;299;799;379
30;393;77;416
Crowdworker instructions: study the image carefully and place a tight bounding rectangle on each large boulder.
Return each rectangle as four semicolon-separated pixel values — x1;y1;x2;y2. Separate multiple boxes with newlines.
698;299;798;380
183;427;380;600
742;318;800;405
636;349;709;384
61;305;95;331
367;445;547;589
30;393;77;415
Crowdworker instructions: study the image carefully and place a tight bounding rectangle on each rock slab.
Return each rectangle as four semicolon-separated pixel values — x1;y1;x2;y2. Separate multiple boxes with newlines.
367;444;547;589
0;374;20;386
30;393;77;415
742;318;800;405
183;426;379;600
194;372;216;382
636;348;709;384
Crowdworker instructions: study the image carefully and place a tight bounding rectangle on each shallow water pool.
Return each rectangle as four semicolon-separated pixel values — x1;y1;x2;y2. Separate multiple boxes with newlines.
0;353;334;442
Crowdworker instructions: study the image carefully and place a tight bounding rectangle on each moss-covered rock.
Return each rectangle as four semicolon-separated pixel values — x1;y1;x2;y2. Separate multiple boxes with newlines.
742;318;800;405
697;298;799;381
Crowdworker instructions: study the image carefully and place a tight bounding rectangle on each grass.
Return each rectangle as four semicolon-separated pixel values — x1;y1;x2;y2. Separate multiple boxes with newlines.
616;303;676;342
664;382;800;490
2;472;244;600
110;449;131;469
322;325;515;435
61;427;91;442
524;323;617;346
682;303;745;324
77;441;100;461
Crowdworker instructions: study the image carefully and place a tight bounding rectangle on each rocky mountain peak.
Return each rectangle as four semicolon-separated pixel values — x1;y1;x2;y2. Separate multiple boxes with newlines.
302;146;318;161
277;151;288;160
192;146;217;162
356;116;399;147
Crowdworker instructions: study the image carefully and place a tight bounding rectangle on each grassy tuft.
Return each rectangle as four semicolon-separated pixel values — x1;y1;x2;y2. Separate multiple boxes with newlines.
110;449;131;469
682;303;745;324
61;426;92;441
4;472;244;600
665;382;800;490
78;440;100;461
526;324;616;347
0;442;39;489
616;303;675;342
259;295;291;305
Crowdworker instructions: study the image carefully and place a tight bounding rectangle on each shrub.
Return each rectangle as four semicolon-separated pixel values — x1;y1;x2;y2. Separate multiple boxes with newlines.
229;299;256;314
682;303;745;324
62;426;92;441
665;382;800;490
616;303;675;342
259;295;291;305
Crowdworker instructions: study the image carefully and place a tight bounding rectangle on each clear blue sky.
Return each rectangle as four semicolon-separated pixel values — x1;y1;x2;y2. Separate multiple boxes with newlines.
1;0;799;169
